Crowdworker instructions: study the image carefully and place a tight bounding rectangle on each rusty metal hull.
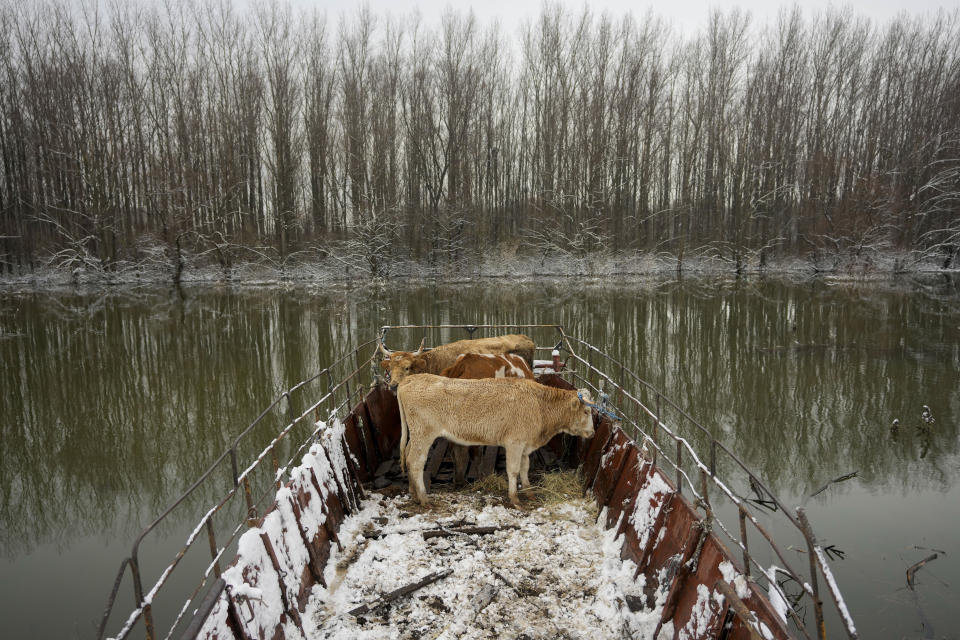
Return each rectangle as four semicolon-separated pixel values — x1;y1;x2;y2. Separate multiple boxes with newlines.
192;377;792;640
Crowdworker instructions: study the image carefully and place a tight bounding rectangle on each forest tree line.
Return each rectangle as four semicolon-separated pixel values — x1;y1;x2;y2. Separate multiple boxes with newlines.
1;1;959;278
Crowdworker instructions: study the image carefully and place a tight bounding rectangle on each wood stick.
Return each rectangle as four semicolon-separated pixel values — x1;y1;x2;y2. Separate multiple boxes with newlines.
906;553;938;590
362;522;514;540
348;568;453;616
422;524;518;540
810;471;858;498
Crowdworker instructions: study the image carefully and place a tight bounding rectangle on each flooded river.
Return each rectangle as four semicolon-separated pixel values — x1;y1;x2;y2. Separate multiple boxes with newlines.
1;276;958;639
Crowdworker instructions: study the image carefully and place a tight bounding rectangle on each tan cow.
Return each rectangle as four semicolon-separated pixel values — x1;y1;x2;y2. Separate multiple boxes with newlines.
439;353;536;486
397;375;596;507
378;334;535;389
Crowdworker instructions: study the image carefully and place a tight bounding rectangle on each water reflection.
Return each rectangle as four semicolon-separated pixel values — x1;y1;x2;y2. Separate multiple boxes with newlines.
0;276;957;638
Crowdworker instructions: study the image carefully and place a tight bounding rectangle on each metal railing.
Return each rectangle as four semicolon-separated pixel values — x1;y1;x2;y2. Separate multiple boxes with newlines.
556;331;857;640
97;339;380;640
379;324;857;640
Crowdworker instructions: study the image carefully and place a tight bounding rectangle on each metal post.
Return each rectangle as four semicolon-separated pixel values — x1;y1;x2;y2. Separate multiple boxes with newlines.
618;363;625;409
229;448;240;488
655;393;662;432
325;368;334;416
583;347;591;388
796;509;827;640
271;451;281;490
130;557;156;640
700;469;711;515
738;506;752;579
243;476;257;528
676;439;683;495
206;520;221;579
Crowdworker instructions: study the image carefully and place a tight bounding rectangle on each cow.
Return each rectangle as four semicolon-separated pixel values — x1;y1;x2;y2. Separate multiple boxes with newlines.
378;334;535;389
438;353;536;486
396;375;596;507
439;352;535;380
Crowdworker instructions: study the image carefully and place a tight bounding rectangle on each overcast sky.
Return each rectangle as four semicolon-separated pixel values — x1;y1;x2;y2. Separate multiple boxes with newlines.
285;0;954;35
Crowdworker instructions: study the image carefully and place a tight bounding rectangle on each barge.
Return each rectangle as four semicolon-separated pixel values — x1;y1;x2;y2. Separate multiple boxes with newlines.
99;324;857;640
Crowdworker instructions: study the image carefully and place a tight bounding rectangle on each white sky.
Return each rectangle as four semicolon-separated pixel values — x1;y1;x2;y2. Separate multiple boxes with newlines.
287;0;955;35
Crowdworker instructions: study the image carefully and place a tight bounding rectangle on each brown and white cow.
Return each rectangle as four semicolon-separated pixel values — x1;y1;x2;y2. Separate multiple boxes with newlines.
378;334;535;389
439;353;536;486
397;375;595;507
440;352;535;380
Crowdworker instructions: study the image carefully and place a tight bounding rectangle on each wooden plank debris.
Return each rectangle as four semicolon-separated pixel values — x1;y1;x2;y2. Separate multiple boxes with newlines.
422;524;519;540
907;553;938;589
348;569;453;617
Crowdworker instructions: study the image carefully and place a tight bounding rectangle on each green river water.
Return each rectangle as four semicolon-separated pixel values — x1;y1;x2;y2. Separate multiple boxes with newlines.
1;276;957;639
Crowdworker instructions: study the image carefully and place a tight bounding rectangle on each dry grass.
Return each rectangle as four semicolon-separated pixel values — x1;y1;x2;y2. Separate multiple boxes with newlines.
453;469;597;517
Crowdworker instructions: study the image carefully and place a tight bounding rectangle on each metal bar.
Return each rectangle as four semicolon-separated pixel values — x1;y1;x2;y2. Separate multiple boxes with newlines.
97;558;132;640
700;469;711;515
381;323;562;330
796;508;840;640
676;439;683;496
738;506;752;580
178;579;226;640
800;514;859;639
243;478;257;527
206;521;221;579
130;557;155;640
713;580;764;640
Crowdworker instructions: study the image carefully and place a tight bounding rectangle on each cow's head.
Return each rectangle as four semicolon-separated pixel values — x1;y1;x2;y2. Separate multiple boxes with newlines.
379;338;428;390
566;388;596;439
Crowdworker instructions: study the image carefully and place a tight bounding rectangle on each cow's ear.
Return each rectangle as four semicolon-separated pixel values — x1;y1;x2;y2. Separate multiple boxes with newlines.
414;356;427;369
379;360;389;371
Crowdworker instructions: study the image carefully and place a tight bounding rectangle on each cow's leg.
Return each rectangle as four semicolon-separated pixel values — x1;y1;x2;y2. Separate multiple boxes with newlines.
505;445;524;508
520;449;532;490
406;436;434;505
452;445;470;488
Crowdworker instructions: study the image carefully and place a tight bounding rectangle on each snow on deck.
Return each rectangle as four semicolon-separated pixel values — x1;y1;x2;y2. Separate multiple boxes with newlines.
295;491;668;640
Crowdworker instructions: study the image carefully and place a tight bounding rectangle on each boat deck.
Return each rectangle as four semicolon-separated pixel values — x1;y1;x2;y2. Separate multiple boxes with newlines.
303;478;665;639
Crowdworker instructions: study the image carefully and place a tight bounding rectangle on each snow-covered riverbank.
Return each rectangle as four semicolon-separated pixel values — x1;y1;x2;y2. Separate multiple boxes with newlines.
2;248;955;292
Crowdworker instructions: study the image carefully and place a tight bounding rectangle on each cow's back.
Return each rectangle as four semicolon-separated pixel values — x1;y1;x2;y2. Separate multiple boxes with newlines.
440;353;534;379
429;334;535;370
397;375;567;445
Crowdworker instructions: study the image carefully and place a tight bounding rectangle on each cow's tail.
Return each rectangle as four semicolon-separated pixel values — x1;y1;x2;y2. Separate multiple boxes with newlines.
397;390;409;474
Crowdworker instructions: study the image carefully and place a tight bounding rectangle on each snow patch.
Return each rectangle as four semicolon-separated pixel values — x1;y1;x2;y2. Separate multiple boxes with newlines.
765;565;789;623
628;469;672;553
719;560;751;600
679;583;717;639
